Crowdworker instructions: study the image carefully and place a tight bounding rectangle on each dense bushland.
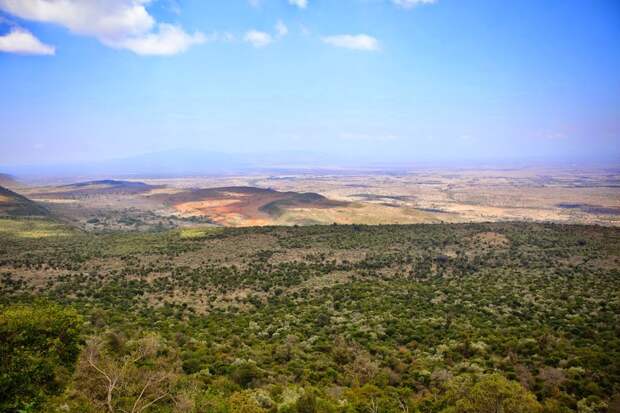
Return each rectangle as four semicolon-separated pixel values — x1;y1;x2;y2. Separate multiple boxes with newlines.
0;219;618;412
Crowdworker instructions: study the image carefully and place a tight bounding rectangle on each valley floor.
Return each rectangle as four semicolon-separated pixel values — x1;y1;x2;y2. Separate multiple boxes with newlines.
8;167;620;230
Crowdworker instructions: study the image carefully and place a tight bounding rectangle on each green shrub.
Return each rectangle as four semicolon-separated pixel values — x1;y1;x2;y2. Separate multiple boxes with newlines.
441;374;542;413
0;303;82;412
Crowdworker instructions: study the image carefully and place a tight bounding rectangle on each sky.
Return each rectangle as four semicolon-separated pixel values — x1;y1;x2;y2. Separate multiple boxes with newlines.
0;0;619;168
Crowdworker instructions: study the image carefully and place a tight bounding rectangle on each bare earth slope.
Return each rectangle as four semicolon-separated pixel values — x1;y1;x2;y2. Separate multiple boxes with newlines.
159;186;349;226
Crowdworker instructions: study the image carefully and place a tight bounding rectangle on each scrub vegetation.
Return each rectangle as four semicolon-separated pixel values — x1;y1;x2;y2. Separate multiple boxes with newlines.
1;218;619;412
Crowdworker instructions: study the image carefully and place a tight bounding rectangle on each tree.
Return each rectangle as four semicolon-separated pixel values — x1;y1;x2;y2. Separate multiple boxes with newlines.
296;389;318;413
441;374;542;413
229;391;266;413
70;333;180;412
0;303;83;412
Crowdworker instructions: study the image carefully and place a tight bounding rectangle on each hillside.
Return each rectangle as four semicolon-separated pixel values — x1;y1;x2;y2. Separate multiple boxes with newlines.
1;220;618;412
0;186;48;217
161;186;349;226
0;173;18;187
34;179;158;198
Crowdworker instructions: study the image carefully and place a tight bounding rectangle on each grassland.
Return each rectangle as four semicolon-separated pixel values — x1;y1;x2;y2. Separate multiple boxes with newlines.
0;217;72;238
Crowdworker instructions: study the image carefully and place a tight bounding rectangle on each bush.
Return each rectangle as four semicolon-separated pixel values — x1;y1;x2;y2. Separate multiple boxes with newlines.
0;303;82;412
441;373;542;413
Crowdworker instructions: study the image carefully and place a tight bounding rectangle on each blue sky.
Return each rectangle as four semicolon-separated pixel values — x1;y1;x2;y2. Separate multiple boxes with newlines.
0;0;619;167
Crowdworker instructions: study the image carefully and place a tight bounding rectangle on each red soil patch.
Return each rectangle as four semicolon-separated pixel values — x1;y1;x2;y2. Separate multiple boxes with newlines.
156;186;346;226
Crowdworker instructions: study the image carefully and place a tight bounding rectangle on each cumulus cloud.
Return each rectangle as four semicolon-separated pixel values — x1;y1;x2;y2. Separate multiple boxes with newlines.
322;34;379;51
288;0;307;9
392;0;437;9
0;27;55;55
0;0;155;40
275;20;288;37
0;0;205;55
244;30;272;48
108;23;206;56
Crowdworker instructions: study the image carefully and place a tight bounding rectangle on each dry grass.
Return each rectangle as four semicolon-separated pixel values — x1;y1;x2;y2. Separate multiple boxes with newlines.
179;226;223;239
0;218;72;238
275;203;441;225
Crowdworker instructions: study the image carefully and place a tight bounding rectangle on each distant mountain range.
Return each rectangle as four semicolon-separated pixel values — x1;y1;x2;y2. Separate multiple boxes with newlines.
4;150;616;184
1;150;362;181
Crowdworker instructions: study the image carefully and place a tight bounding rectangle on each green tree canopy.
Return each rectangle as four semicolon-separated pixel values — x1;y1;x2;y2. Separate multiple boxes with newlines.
441;374;542;413
0;302;83;412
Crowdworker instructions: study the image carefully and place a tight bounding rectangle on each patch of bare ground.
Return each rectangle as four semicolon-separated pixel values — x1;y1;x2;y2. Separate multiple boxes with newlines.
269;248;368;265
289;271;353;294
175;233;279;266
156;186;346;227
2;267;63;289
144;287;268;315
580;256;620;271
470;231;511;248
144;291;212;314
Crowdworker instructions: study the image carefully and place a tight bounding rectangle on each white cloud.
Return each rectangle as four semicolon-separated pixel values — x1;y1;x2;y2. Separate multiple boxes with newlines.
0;27;55;55
248;0;261;7
288;0;307;9
392;0;437;9
275;20;288;37
0;0;205;55
244;30;272;48
322;34;379;51
108;23;206;56
0;0;154;39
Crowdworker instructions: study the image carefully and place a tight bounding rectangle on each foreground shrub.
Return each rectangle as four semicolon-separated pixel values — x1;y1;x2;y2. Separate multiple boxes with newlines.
68;333;182;413
440;373;542;413
0;303;82;412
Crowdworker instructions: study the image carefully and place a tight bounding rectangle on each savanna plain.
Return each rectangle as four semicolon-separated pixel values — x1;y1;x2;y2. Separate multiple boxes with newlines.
1;168;619;413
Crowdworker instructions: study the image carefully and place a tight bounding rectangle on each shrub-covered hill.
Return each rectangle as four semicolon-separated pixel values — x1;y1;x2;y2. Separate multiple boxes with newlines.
0;186;49;217
0;220;618;412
